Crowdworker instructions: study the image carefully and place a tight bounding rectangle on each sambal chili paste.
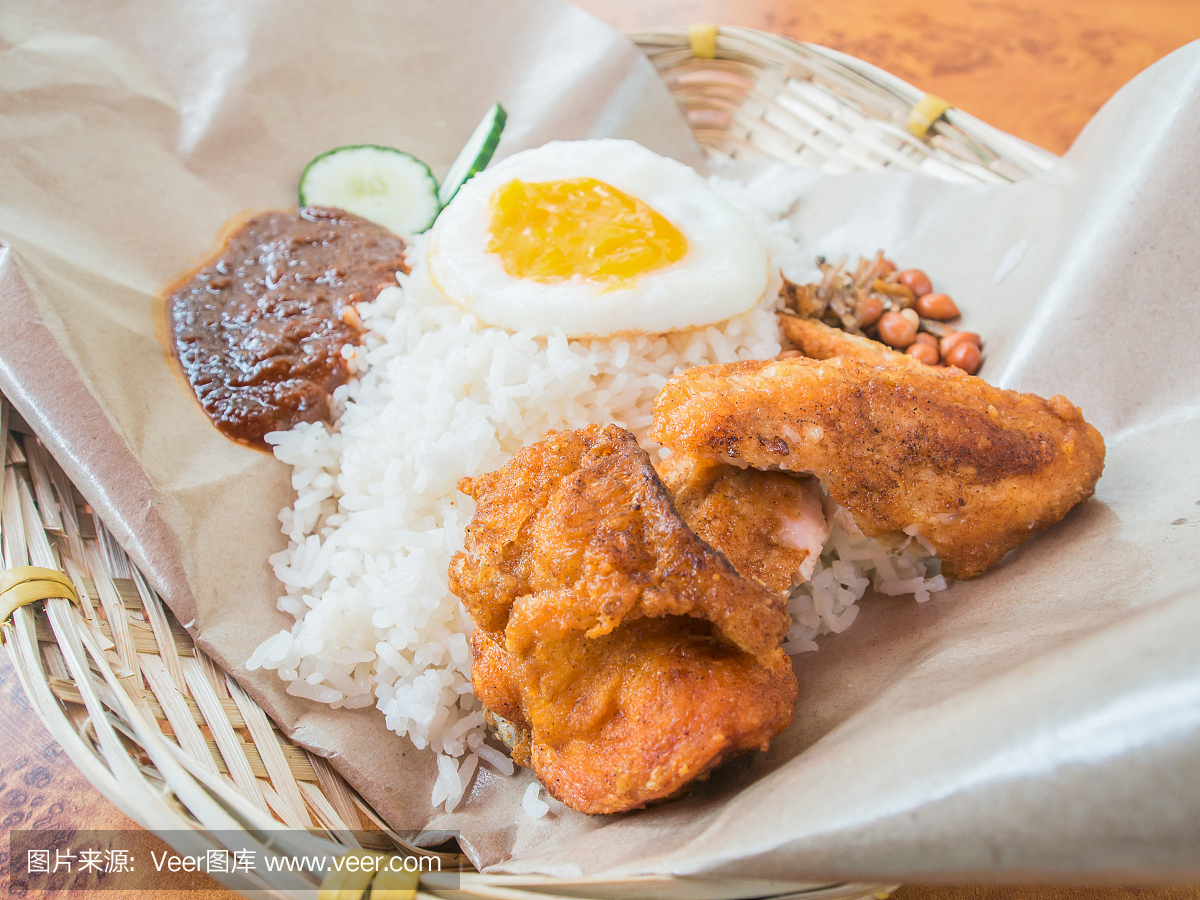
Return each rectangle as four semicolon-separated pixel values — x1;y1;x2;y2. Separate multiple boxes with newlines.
167;207;408;449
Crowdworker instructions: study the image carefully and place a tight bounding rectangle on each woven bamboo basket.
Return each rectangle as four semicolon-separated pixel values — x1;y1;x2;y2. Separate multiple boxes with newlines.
0;25;1058;900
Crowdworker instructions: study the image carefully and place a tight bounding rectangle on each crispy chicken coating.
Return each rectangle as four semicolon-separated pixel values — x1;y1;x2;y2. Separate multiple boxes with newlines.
449;424;797;814
471;618;797;815
449;424;790;663
650;357;1105;580
656;453;829;594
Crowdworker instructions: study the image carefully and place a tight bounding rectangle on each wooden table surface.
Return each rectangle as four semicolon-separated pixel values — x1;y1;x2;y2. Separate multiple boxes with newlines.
2;1;1199;897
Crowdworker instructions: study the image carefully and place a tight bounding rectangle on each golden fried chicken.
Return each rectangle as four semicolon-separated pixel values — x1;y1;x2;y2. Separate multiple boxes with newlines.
450;424;791;663
449;424;797;814
650;357;1105;580
471;618;797;814
656;453;829;594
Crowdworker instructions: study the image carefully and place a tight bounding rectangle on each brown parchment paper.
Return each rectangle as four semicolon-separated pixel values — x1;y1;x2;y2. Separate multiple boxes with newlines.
1;0;1199;884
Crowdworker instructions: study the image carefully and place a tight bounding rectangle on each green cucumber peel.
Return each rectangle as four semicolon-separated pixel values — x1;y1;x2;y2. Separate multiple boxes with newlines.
437;102;507;208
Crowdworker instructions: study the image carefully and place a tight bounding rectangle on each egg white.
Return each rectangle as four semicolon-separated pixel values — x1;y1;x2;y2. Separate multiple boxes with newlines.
426;139;769;338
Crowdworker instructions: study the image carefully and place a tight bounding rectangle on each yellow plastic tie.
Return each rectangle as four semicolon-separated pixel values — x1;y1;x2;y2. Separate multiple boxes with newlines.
907;93;953;139
318;850;385;900
1;566;80;624
689;23;718;59
369;867;420;899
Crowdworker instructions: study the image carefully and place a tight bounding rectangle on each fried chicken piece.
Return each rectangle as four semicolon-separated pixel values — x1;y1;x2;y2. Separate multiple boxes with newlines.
650;357;1105;580
656;453;829;593
449;424;797;814
471;618;797;815
779;313;930;370
449;424;790;663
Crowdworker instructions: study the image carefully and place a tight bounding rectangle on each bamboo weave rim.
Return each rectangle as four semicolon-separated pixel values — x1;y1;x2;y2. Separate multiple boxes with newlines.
633;26;1056;182
0;25;1055;900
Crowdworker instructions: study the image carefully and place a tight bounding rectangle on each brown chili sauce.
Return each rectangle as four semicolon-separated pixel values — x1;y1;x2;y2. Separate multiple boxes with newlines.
168;207;408;448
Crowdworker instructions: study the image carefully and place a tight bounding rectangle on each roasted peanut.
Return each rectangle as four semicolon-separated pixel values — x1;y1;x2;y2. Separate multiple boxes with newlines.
940;331;982;358
914;332;939;349
945;341;982;374
899;308;920;329
907;342;939;365
877;311;917;349
858;294;884;328
898;269;933;297
915;292;959;320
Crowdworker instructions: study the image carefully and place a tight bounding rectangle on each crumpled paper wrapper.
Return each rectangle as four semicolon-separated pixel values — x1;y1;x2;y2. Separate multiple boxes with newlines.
1;0;1198;884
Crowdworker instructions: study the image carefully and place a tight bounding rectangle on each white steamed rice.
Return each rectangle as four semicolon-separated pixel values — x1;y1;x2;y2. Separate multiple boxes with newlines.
247;171;945;814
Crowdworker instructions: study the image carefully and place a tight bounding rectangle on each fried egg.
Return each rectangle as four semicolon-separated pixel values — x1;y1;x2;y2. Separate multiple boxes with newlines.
426;139;769;338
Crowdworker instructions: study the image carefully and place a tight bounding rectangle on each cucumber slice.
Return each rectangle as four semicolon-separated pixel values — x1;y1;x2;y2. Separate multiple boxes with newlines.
437;103;507;208
298;144;440;235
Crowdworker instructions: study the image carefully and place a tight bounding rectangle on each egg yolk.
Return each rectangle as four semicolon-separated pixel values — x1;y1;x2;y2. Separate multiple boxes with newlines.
487;177;688;288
